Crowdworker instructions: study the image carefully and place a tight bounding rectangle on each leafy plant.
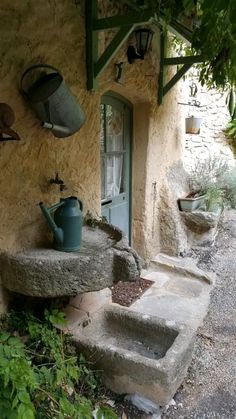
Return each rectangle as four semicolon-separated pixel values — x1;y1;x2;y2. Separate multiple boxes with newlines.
225;118;236;155
0;309;117;419
226;88;236;120
188;155;229;196
187;155;236;211
219;167;236;209
120;0;236;89
205;186;223;212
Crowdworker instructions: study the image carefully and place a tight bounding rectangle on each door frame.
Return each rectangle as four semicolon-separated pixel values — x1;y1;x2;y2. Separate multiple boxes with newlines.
100;92;133;243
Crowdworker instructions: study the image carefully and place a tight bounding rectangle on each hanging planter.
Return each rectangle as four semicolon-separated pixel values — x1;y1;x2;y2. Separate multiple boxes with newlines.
185;116;202;134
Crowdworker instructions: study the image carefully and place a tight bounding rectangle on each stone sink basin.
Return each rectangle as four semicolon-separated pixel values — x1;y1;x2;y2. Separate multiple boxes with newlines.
0;222;141;297
73;304;195;406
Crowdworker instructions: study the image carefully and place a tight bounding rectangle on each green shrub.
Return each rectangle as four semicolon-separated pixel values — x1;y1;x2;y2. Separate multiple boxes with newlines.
220;167;236;209
225;119;236;155
0;309;117;419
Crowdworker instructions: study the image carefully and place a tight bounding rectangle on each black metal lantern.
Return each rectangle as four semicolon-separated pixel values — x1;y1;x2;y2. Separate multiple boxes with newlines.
127;28;154;64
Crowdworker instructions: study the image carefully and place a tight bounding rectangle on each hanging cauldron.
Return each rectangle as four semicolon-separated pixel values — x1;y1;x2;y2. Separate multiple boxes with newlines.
20;64;86;138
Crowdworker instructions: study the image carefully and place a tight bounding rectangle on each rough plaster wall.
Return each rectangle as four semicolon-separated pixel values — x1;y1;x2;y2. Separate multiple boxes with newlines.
132;103;150;257
0;1;101;252
0;0;185;267
141;87;185;260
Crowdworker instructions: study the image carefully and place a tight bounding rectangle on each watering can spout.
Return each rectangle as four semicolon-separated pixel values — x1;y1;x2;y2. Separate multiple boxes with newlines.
39;202;64;244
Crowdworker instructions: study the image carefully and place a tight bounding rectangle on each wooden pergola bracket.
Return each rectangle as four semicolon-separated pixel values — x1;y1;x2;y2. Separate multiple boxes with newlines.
158;33;203;104
85;0;203;102
86;0;153;90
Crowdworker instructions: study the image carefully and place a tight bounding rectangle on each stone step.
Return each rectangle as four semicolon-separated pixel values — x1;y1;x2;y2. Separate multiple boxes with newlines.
147;253;215;285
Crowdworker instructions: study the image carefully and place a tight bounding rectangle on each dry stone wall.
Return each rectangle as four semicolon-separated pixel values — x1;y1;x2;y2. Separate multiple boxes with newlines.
181;76;235;170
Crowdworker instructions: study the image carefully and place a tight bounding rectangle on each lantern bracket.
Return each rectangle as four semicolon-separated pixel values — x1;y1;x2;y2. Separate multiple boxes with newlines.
86;0;153;90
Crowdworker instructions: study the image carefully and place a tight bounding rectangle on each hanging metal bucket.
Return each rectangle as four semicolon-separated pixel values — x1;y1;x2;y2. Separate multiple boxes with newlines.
20;64;86;138
185;116;202;134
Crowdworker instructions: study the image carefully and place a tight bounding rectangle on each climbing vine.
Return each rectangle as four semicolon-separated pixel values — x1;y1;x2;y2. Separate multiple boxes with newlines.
120;0;236;90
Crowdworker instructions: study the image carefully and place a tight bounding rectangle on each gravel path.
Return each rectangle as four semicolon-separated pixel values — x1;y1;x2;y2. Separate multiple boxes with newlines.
162;209;236;419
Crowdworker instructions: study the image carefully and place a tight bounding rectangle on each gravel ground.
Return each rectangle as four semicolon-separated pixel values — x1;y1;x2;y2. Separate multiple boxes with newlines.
162;209;236;419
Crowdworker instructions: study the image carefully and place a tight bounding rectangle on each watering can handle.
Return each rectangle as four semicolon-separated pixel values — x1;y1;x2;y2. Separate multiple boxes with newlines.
78;199;83;212
47;201;65;212
20;64;62;96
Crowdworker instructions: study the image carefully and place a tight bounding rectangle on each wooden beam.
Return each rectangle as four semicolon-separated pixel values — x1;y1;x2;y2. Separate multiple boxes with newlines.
163;63;192;96
93;9;153;31
168;19;193;43
86;0;98;90
94;25;134;77
158;33;166;105
164;55;203;65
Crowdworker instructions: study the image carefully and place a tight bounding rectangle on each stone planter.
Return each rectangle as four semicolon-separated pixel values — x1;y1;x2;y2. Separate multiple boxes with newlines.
185;116;202;134
180;206;223;246
178;194;206;212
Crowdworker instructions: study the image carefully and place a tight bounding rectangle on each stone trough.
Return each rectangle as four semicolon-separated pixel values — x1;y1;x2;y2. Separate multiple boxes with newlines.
73;305;195;406
0;222;141;297
64;253;214;406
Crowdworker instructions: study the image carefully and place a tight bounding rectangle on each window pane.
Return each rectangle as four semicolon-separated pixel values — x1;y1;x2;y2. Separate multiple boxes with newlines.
105;105;124;152
105;155;124;198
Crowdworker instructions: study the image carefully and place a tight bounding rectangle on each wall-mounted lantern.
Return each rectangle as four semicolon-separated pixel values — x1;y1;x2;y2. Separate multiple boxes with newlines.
127;28;154;64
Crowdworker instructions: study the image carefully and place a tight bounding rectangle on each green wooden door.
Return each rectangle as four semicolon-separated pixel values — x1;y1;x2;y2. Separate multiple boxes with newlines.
100;95;131;239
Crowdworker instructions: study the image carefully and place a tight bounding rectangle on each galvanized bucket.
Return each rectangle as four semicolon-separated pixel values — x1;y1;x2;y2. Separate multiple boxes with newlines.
20;64;86;138
185;116;202;134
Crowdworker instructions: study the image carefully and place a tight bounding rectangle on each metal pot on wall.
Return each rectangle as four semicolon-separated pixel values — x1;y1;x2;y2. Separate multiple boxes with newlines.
20;64;86;138
185;116;202;134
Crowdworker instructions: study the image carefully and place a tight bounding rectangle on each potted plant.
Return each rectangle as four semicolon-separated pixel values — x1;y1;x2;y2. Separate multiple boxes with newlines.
178;156;229;212
178;190;206;212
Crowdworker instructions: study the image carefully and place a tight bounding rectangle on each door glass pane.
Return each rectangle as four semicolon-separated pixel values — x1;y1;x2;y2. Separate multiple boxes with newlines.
105;105;124;152
105;155;124;198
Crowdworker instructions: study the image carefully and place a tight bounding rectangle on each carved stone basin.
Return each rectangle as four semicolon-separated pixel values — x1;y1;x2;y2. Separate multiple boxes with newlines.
0;223;141;298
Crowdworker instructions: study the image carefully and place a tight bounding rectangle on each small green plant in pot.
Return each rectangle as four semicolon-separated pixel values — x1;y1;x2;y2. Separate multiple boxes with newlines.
179;156;229;212
205;186;223;212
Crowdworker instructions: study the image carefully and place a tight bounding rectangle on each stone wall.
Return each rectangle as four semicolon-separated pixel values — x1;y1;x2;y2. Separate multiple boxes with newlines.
0;0;185;271
181;75;234;170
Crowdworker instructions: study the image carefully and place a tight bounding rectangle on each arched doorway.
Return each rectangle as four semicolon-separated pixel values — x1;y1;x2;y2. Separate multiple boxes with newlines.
100;93;132;240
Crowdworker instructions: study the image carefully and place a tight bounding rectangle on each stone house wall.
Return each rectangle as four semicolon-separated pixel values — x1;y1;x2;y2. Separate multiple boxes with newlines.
181;75;234;170
0;1;187;310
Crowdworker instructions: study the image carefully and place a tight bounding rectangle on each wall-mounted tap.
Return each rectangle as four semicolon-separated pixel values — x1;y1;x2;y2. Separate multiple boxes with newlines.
49;173;67;192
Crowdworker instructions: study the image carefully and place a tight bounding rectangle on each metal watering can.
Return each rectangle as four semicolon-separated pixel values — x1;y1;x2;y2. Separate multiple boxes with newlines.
20;64;86;138
39;196;83;252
